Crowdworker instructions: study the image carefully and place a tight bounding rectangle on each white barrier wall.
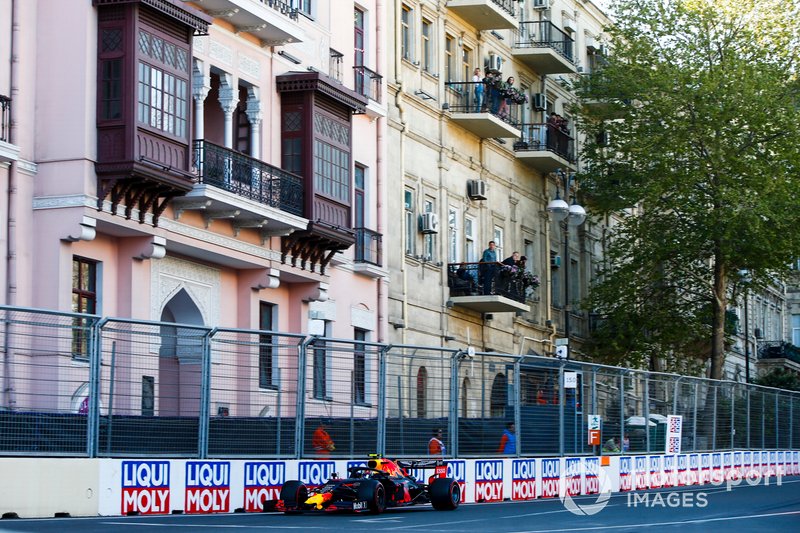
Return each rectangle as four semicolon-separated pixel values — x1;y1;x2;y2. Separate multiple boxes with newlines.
0;451;797;518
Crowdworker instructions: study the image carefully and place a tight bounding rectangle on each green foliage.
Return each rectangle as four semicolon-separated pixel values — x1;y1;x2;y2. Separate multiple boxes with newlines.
572;0;800;376
754;369;800;392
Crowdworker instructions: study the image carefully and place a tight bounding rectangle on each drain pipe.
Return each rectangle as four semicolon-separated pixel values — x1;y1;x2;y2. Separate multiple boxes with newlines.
376;0;388;342
394;0;408;346
3;0;20;410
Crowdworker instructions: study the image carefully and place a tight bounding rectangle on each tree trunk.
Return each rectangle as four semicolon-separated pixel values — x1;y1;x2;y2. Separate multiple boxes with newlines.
710;252;727;380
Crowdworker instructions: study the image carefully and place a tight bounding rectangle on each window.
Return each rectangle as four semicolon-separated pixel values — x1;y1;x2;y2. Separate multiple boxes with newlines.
99;27;123;120
416;366;428;417
569;258;579;305
448;207;459;262
235;86;251;155
313;114;351;202
462;46;472;83
524;239;534;273
464;216;476;262
551;250;562;308
313;321;331;400
137;30;189;139
281;108;303;174
421;19;432;72
424;198;435;260
493;226;504;262
142;376;154;417
354;164;366;228
72;257;98;359
329;49;344;82
461;377;470;417
405;189;416;255
793;314;800;347
401;5;412;61
354;328;367;405
259;302;276;389
294;0;312;17
354;8;365;93
445;35;454;82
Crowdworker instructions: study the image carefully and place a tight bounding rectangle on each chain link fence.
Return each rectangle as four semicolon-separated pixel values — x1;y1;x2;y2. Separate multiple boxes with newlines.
1;305;798;458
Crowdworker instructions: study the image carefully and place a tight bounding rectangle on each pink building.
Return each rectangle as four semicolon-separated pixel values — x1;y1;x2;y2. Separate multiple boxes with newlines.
0;0;388;415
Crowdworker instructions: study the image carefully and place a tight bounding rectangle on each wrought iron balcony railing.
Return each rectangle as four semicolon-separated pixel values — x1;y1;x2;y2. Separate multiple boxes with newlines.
513;123;576;162
514;21;575;62
443;81;522;127
490;0;517;17
354;66;383;104
447;262;527;304
758;341;800;365
0;95;10;143
192;140;304;217
260;0;299;21
354;227;382;266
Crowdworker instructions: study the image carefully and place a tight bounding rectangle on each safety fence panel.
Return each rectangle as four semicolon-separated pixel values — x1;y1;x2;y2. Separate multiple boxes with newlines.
96;319;211;457
594;368;624;453
206;330;304;458
300;338;384;459
383;346;455;458
0;306;96;456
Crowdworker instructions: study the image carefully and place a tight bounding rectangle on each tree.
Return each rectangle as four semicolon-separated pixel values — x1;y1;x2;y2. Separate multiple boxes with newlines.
572;0;800;378
754;369;800;392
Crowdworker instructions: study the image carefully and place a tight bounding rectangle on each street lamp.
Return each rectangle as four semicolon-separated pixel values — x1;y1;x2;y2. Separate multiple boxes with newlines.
547;169;586;358
739;269;751;384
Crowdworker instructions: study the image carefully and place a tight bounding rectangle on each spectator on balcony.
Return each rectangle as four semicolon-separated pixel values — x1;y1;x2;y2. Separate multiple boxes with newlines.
484;70;501;114
497;76;515;119
473;67;485;112
502;251;520;267
480;241;498;294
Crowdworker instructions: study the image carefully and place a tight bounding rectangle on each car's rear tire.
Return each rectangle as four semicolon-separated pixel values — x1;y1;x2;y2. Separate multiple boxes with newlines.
356;479;386;514
430;478;460;510
280;480;308;512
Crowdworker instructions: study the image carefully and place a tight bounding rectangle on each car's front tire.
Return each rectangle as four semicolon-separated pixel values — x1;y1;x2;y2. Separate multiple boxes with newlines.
430;478;460;510
356;479;386;514
280;480;308;513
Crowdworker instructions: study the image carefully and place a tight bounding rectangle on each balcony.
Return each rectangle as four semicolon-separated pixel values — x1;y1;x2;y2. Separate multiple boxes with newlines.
446;0;517;31
354;66;386;119
194;0;304;46
443;81;522;139
514;123;576;173
0;95;18;163
447;262;531;313
353;227;385;278
179;140;307;237
513;21;577;75
757;341;800;373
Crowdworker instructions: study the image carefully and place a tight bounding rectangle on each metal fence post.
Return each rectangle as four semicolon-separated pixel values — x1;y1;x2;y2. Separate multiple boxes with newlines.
197;329;215;459
730;385;735;450
559;360;565;456
692;381;698;451
619;370;625;448
644;373;650;453
87;317;104;458
514;358;521;457
450;350;462;458
376;345;389;456
746;386;751;449
296;336;314;459
775;393;779;448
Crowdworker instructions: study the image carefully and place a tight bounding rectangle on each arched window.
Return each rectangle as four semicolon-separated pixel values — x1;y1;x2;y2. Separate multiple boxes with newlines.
416;367;428;418
490;373;508;418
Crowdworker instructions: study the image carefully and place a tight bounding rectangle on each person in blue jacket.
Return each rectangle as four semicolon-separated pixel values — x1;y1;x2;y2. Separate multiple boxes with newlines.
498;422;516;454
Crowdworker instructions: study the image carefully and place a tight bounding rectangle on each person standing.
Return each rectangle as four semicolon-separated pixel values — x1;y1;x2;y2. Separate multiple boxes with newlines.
473;67;484;112
312;419;335;458
428;428;446;458
497;422;517;454
480;241;498;294
497;76;515;119
502;251;520;266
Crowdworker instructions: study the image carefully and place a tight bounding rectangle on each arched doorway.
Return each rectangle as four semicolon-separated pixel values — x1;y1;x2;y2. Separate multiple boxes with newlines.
159;288;205;416
490;373;508;418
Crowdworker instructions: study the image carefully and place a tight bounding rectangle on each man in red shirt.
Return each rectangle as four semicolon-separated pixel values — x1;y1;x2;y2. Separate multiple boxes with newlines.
428;428;445;457
312;420;335;458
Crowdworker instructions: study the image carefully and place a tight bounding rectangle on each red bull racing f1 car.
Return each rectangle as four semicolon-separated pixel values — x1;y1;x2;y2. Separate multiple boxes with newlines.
264;455;460;514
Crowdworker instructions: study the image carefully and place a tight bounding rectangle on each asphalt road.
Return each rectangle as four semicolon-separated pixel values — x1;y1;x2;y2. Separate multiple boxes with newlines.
1;477;798;532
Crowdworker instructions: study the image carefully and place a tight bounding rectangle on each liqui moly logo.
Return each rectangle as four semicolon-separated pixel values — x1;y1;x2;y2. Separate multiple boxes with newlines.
794;452;799;475
663;455;675;488
584;458;600;495
743;451;752;477
687;454;699;485
699;454;711;484
676;454;688;486
243;462;285;513
475;460;503;502
710;453;723;484
442;461;466;502
776;452;785;476
767;452;776;477
619;457;632;492
649;456;663;489
634;456;648;490
298;461;335;487
564;458;582;497
185;462;230;514
511;459;537;501
121;461;170;515
541;459;561;498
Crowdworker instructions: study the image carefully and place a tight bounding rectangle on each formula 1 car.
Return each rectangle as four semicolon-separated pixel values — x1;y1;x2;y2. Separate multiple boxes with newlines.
264;455;460;514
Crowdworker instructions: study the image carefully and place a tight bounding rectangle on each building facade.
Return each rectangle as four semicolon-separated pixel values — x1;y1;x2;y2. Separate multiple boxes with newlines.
0;0;388;416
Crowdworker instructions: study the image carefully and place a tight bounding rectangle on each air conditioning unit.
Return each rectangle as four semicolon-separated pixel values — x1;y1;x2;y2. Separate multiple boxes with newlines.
551;255;562;268
467;179;488;200
532;0;549;9
562;16;577;33
486;53;503;73
532;93;547;111
420;212;440;234
586;36;598;54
